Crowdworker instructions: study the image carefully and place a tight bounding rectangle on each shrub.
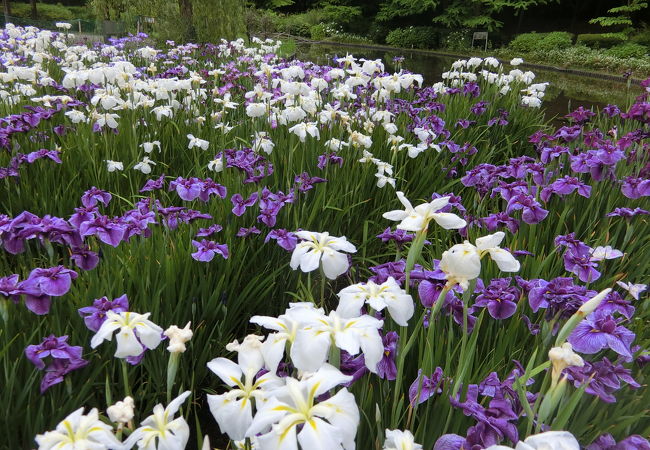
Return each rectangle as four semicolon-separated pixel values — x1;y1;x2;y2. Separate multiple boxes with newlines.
605;42;649;59
441;29;474;51
538;31;574;51
630;30;650;47
309;23;341;41
275;9;324;37
366;22;391;44
386;26;438;49
509;32;545;53
326;33;373;44
576;33;627;48
245;8;279;38
9;2;74;21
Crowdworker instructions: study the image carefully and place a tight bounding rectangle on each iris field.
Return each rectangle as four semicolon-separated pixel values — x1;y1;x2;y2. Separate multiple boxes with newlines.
0;23;649;450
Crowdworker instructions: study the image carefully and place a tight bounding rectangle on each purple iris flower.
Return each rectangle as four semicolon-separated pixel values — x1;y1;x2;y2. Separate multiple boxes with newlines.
26;148;62;164
191;240;229;262
231;193;258;216
587;433;650;450
0;274;21;303
294;172;327;193
449;385;519;448
487;109;509;126
554;232;591;256
78;294;129;332
554;124;582;142
377;331;399;381
481;212;520;234
369;260;407;285
25;335;88;393
23;265;78;297
196;224;223;237
528;277;593;321
81;187;112;208
540;145;570;164
568;311;636;361
602;104;621;117
70;246;100;271
506;193;549;224
462;82;480;97
597;290;635;319
317;152;344;169
620;101;650;124
79;215;126;247
474;278;520;319
199;179;227;201
455;119;475;129
408;367;444;405
236;227;261;237
621;176;650;199
491;180;530;202
265;229;297;251
139;174;165;192
170;177;202;201
563;251;601;282
340;351;368;386
470;100;488;115
376;227;414;246
565;357;640;403
540;176;591;202
565;106;596;124
607;207;649;219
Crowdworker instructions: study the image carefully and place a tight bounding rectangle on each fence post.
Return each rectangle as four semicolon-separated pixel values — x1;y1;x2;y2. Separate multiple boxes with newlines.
78;19;82;33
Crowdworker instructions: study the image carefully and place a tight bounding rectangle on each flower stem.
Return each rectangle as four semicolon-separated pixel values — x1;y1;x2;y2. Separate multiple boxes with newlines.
121;359;131;398
167;352;180;404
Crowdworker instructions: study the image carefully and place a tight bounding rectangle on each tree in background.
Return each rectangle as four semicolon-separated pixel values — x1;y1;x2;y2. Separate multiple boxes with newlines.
589;0;648;38
88;0;245;42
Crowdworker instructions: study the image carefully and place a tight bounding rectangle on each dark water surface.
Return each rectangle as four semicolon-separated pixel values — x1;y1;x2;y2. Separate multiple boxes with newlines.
295;43;641;123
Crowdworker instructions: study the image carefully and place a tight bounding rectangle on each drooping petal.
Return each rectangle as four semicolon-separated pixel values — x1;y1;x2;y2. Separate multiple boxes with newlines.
114;328;144;358
207;394;252;441
488;248;521;272
321;249;349;279
431;213;467;230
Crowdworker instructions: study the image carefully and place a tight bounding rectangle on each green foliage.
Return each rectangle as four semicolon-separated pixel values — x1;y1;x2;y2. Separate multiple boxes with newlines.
245;8;280;37
538;31;574;51
309;22;341;40
441;29;474;51
576;33;627;49
509;31;573;53
366;22;391;44
589;0;648;31
9;3;75;21
321;5;362;26
509;31;545;53
324;32;373;43
193;0;247;42
432;0;503;32
376;0;438;22
385;26;438;49
605;42;649;58
630;29;650;46
274;9;325;37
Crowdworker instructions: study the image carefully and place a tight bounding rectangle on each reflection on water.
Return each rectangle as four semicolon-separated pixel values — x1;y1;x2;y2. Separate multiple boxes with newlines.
295;43;641;122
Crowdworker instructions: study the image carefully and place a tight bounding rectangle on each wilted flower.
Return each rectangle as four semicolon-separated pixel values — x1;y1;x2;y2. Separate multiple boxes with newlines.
164;322;193;353
106;396;135;424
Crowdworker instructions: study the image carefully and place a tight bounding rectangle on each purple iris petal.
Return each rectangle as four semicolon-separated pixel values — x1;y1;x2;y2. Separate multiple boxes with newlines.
78;294;129;332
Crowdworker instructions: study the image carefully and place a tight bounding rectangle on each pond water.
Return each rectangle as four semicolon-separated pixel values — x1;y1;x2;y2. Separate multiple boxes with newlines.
295;43;641;122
